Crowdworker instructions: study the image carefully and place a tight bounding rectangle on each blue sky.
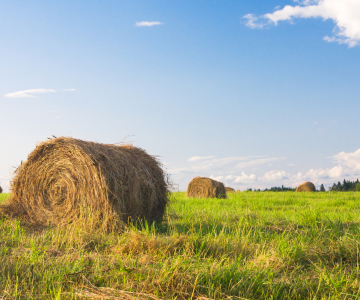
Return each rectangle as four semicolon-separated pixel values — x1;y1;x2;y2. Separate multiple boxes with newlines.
1;0;360;191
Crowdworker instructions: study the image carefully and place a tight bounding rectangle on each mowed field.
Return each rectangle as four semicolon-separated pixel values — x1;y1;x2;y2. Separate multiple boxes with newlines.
1;192;360;299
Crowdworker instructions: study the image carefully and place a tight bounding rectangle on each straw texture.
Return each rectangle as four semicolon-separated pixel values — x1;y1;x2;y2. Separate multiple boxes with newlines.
296;181;316;192
225;187;235;193
1;137;170;231
186;177;226;199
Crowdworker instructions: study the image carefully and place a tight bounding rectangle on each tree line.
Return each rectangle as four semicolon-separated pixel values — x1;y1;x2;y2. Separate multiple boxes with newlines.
325;179;360;192
246;185;296;192
246;179;360;192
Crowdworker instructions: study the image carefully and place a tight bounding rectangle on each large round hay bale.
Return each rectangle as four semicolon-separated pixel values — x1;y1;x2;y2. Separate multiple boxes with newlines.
1;137;170;231
186;177;226;199
225;187;235;193
296;181;316;192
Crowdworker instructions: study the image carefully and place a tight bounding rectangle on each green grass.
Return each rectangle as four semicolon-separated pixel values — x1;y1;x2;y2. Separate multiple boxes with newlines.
0;193;10;203
1;191;360;299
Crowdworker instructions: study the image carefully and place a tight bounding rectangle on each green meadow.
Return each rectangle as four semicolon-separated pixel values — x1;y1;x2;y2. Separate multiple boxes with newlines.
1;191;360;299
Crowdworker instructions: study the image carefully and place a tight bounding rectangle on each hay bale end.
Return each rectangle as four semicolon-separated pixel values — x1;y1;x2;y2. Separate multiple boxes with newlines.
1;137;170;231
296;181;316;192
186;177;226;199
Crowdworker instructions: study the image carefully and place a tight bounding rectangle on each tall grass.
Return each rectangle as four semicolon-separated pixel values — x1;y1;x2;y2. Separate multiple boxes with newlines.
1;191;360;299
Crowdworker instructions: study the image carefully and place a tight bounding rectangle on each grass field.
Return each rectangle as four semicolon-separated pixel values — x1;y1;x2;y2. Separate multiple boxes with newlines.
1;191;360;299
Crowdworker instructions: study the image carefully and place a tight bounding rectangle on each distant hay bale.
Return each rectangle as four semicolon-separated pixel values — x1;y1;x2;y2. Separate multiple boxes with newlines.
296;181;316;192
225;187;235;193
1;137;170;231
186;177;226;199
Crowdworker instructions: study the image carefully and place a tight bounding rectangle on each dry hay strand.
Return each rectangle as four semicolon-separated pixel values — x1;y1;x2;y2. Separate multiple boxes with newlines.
225;187;235;193
186;177;226;199
70;287;163;300
296;181;316;192
0;137;170;231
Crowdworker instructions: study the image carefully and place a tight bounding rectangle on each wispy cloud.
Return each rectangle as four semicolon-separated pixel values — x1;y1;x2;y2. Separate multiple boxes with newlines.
135;21;162;27
173;155;278;174
4;89;56;98
244;0;360;47
3;88;75;98
188;156;215;162
236;157;285;169
243;14;269;29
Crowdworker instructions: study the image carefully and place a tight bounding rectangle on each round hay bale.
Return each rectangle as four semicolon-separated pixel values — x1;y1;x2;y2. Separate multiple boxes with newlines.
225;187;235;193
186;177;226;199
1;137;170;231
296;181;316;192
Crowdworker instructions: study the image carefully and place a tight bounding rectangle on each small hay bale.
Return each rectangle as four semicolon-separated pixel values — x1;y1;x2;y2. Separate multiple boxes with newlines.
1;137;170;231
186;177;226;199
225;187;235;193
296;181;316;192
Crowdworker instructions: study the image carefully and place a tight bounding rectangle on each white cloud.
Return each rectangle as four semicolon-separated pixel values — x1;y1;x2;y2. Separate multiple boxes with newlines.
300;165;344;180
188;156;215;162
236;157;285;169
226;172;257;184
262;170;289;181
243;14;267;29
210;175;224;182
299;149;360;184
4;89;56;98
328;165;344;178
3;88;75;98
245;0;360;47
135;21;162;27
332;149;360;170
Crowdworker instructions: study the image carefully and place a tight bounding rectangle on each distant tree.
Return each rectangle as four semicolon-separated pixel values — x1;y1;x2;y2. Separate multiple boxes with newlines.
262;186;296;192
328;178;360;191
0;184;2;194
330;183;337;191
320;184;325;192
336;181;342;191
356;183;360;192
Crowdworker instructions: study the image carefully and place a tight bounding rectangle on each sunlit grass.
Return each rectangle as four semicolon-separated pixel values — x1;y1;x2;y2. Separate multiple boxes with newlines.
0;193;10;203
1;191;360;299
